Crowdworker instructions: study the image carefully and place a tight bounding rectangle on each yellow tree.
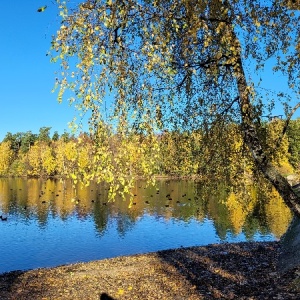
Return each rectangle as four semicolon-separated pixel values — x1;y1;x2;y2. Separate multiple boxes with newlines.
27;143;42;176
53;139;68;176
77;134;93;178
225;123;254;185
0;142;13;176
63;140;78;177
287;118;300;169
26;141;56;176
40;143;57;176
159;131;181;175
264;119;294;175
52;0;300;215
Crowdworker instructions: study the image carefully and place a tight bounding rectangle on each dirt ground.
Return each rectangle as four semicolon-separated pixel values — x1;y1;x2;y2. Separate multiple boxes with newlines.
0;241;299;299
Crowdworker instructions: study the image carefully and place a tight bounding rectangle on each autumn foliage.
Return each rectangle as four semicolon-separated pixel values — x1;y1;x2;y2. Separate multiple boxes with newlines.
1;118;299;184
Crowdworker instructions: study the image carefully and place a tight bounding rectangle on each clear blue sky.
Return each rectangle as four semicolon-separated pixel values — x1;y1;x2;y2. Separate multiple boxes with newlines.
0;1;299;142
0;1;79;141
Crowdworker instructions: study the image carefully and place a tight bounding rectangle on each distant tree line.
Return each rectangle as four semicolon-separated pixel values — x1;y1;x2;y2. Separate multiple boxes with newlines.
0;119;300;184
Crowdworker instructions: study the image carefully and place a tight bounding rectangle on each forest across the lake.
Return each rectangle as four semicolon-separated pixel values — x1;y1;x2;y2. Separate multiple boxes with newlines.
1;118;300;183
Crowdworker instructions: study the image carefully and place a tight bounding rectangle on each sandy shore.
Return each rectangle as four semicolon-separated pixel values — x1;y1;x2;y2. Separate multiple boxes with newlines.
0;241;299;299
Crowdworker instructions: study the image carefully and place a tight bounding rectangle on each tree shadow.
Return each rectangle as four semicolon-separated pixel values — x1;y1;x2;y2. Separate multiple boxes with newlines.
0;270;26;298
1;242;297;299
100;292;115;300
155;242;283;299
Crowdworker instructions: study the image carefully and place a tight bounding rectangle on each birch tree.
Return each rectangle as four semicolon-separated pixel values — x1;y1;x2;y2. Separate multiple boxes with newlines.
52;0;300;214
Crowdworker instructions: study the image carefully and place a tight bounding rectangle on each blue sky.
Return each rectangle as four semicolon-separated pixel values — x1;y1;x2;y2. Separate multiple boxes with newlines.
0;1;78;141
0;1;299;142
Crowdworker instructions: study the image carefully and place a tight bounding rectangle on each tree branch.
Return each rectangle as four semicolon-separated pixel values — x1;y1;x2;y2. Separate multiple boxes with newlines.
274;101;300;152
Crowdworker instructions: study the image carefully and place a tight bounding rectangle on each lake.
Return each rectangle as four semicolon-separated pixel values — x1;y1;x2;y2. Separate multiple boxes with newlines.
0;177;292;274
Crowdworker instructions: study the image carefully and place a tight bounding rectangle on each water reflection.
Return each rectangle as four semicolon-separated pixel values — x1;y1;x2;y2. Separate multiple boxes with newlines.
0;178;292;273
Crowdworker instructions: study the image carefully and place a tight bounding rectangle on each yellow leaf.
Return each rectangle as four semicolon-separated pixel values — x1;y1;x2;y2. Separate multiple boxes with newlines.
37;6;47;13
117;289;124;295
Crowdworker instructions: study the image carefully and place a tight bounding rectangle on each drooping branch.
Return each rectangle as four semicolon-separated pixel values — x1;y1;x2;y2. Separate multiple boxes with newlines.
53;0;300;212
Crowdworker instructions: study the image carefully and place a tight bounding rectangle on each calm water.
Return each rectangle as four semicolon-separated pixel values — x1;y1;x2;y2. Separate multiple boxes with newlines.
0;178;292;273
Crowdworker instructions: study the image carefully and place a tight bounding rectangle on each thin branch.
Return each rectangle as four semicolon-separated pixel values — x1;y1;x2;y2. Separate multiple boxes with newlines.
219;96;239;116
274;101;300;150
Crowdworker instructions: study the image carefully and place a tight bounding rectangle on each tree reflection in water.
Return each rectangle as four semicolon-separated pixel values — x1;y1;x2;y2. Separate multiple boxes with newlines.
0;177;292;273
0;178;292;238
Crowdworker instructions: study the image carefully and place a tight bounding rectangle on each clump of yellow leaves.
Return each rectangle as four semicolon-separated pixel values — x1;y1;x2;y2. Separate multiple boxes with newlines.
116;286;133;297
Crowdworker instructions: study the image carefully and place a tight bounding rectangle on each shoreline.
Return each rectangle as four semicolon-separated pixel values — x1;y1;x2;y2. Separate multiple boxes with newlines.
1;241;299;299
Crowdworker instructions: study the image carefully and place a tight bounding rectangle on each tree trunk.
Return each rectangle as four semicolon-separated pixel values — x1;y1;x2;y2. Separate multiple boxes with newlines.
279;184;300;274
279;214;300;273
232;32;300;217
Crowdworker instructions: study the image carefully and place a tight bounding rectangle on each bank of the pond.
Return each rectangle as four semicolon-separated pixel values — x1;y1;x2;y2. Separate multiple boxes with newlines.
0;241;299;300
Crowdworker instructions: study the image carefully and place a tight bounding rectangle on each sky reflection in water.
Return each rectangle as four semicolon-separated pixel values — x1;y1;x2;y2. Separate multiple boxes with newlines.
0;178;292;273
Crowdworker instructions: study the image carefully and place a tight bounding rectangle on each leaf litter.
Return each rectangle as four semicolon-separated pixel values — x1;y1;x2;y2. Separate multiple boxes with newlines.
0;241;299;299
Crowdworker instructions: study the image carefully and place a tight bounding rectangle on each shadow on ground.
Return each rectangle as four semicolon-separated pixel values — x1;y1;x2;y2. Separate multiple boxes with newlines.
100;292;115;300
0;242;298;299
155;242;294;299
0;270;28;299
